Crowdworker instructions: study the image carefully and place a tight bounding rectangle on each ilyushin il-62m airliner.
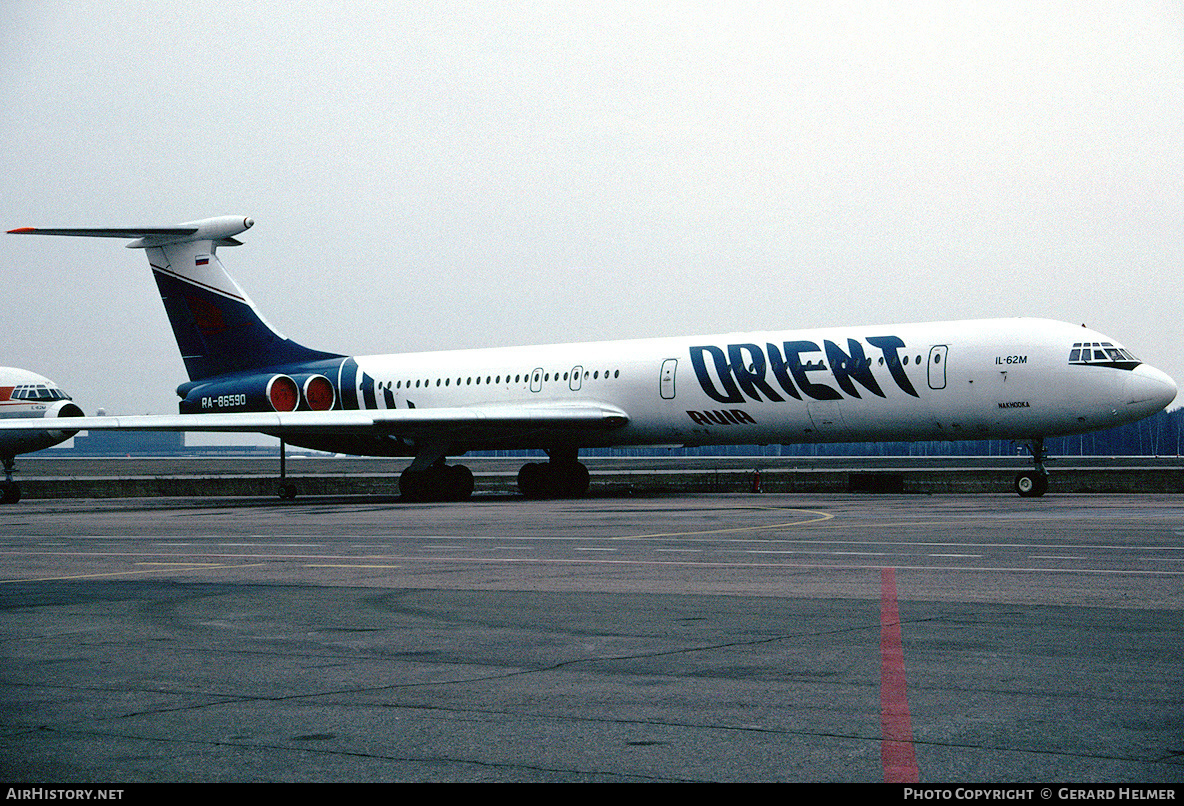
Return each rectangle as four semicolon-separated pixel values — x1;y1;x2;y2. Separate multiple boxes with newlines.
4;216;1177;501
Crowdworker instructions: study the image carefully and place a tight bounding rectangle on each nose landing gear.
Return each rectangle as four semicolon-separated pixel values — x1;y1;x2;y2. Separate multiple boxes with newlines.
1;456;20;504
1014;438;1050;498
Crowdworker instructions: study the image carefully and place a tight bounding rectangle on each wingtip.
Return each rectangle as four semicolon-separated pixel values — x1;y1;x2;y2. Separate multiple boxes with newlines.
7;227;37;234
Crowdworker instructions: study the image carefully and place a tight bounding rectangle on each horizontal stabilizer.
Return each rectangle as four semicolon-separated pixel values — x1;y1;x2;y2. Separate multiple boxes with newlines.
7;226;197;238
8;216;253;248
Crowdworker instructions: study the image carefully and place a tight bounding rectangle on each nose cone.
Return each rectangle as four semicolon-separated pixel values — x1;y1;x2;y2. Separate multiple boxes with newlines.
1125;364;1178;418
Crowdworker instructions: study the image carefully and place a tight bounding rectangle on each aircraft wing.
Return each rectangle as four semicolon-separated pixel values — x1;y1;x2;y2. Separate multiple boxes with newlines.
0;402;630;441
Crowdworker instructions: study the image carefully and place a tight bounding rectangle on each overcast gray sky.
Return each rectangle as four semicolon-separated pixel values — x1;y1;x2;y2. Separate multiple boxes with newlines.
3;1;1181;425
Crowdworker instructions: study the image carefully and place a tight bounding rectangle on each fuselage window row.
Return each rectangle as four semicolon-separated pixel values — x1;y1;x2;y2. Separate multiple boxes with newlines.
873;355;924;366
387;369;621;393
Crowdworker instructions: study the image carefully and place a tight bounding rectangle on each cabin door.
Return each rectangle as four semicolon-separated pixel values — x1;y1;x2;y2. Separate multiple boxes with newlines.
928;345;948;390
659;359;677;400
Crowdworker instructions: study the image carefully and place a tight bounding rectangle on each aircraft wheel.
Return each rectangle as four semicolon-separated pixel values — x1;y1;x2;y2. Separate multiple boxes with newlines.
517;461;589;499
446;464;474;502
1;482;21;504
401;464;473;502
400;468;428;502
1014;472;1048;498
517;462;547;499
554;461;590;498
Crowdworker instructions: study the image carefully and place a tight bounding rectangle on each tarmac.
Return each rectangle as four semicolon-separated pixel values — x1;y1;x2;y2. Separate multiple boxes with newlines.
1;483;1182;782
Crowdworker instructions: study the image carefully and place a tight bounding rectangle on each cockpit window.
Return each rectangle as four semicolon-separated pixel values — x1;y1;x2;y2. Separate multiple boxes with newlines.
1069;342;1140;369
11;384;70;401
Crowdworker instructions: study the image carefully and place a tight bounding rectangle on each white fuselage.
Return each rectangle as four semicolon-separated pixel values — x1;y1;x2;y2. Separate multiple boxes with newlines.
0;367;83;456
339;318;1176;452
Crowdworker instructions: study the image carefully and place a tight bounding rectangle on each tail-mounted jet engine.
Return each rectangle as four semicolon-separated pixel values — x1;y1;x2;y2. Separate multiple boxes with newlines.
292;374;336;411
178;373;336;414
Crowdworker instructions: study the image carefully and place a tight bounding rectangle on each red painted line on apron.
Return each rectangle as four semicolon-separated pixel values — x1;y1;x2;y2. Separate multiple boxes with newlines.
881;567;920;782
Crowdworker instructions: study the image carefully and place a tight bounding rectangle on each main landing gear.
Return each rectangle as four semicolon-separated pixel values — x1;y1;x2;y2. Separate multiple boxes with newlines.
399;459;475;502
517;449;590;500
398;447;590;502
1;456;20;505
1014;437;1050;498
